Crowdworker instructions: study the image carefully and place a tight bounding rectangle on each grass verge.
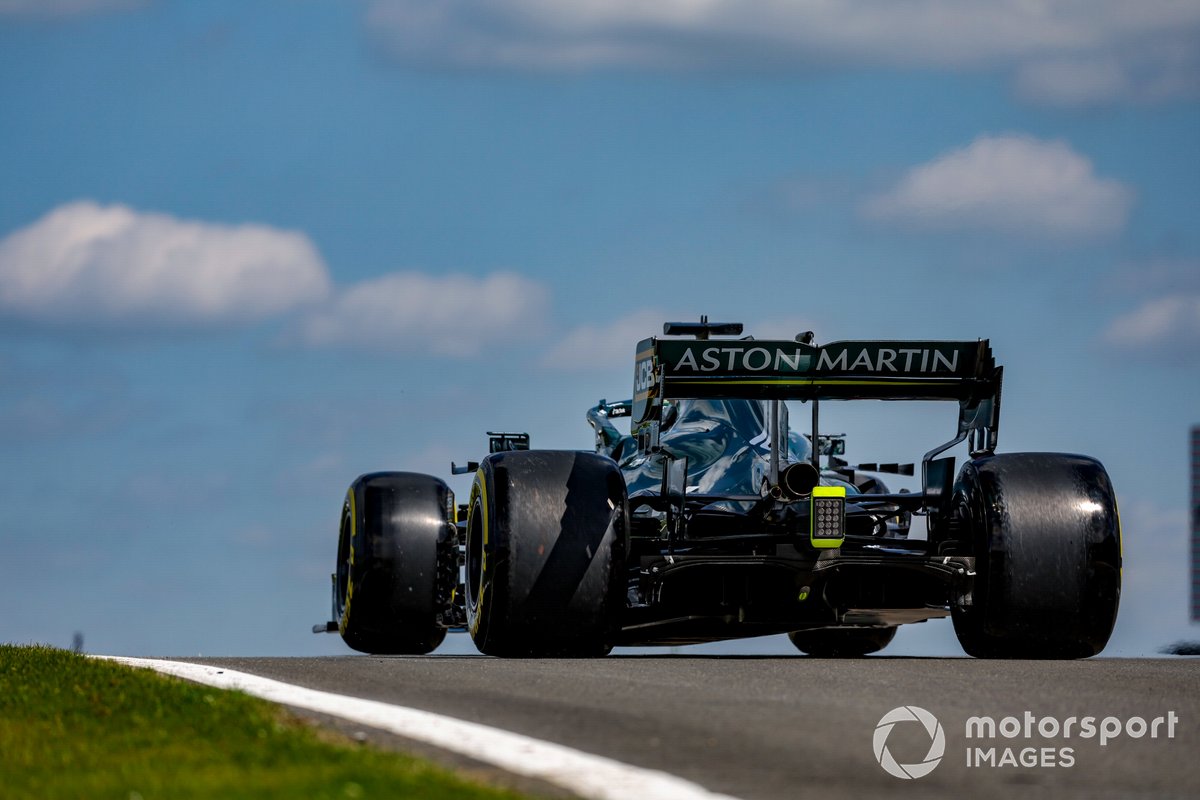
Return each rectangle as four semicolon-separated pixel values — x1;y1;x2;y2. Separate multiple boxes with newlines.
0;645;533;800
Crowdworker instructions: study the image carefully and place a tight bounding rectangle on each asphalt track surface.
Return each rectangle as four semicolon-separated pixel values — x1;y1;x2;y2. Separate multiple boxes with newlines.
189;655;1198;800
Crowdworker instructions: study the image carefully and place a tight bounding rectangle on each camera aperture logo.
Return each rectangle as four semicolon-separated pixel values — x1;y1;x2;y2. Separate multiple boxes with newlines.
874;707;1181;779
873;706;946;779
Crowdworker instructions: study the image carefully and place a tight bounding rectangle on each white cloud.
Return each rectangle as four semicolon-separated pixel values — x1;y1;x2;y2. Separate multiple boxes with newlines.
0;201;331;329
1102;295;1200;362
1105;258;1200;295
364;0;1200;104
540;308;673;371
541;311;821;371
1016;46;1200;106
0;0;148;18
862;134;1133;238
1014;57;1133;107
1098;258;1200;364
298;271;550;357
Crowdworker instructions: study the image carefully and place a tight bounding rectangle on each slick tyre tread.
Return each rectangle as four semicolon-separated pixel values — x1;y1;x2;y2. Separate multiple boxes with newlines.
336;472;451;655
466;451;627;657
950;453;1121;659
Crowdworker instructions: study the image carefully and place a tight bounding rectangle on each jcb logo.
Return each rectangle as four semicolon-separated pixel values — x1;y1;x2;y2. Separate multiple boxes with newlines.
634;357;654;395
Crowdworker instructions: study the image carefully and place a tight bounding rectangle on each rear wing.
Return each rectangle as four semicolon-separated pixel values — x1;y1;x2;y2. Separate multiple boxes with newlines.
633;335;1003;456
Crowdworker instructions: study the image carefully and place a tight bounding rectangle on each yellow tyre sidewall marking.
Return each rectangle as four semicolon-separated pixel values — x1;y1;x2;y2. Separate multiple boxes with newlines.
468;468;489;638
338;487;356;635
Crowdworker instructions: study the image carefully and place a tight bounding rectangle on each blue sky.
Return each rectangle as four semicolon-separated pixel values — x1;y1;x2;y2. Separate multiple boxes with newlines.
1;0;1197;657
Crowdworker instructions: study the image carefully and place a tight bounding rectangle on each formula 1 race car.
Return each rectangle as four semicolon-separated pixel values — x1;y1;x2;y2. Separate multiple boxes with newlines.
315;320;1122;658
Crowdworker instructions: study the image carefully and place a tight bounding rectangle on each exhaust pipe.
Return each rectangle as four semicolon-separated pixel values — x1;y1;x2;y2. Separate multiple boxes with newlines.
770;462;821;499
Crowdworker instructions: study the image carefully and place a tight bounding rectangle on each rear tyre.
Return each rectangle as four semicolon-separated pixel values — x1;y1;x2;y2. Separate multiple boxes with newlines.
466;451;627;657
950;453;1121;659
788;626;897;657
336;472;452;655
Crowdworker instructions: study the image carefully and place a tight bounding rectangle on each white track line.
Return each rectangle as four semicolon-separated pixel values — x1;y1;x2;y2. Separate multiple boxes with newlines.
97;657;743;800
